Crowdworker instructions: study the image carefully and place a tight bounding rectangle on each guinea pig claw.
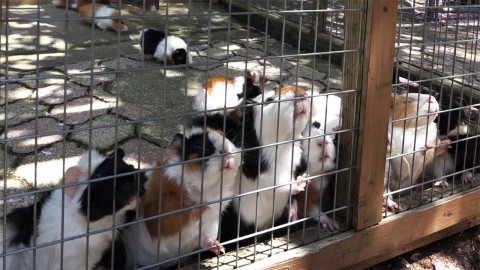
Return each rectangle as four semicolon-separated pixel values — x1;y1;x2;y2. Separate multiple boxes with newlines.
383;196;399;213
202;239;225;255
291;174;309;195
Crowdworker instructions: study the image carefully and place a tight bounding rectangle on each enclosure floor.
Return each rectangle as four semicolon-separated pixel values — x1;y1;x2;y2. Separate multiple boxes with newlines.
0;2;343;190
0;2;343;268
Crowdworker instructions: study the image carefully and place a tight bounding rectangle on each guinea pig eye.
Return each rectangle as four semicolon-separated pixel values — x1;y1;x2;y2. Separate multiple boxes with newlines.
265;97;274;102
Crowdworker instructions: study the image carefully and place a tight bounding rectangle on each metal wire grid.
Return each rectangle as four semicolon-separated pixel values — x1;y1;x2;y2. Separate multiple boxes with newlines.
0;0;361;269
387;0;480;217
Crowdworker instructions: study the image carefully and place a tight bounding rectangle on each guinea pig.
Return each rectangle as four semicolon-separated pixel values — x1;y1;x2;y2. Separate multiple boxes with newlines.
384;92;446;212
233;86;310;230
438;97;480;183
297;121;339;230
122;129;240;268
193;71;264;115
137;28;193;65
78;3;130;32
0;149;147;270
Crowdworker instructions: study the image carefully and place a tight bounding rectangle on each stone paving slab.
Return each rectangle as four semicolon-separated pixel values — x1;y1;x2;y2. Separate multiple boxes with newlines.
1;117;66;153
0;100;49;127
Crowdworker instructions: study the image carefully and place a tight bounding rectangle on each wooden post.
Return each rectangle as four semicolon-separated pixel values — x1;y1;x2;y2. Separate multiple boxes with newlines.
339;0;398;230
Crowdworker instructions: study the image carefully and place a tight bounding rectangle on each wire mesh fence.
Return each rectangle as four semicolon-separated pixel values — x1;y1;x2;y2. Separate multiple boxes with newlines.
387;0;480;217
1;0;478;269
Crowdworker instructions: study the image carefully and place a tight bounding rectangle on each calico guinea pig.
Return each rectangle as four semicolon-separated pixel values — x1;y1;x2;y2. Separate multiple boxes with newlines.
193;71;265;115
0;149;147;270
137;28;193;65
78;3;130;32
122;129;240;268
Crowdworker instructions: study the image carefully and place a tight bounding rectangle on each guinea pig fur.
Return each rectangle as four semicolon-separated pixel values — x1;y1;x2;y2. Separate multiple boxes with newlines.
0;149;146;270
78;3;130;32
137;28;193;65
308;91;342;139
122;129;240;268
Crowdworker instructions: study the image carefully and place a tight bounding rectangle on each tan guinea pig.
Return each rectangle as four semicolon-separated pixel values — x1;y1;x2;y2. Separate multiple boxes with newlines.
78;4;130;32
384;92;450;212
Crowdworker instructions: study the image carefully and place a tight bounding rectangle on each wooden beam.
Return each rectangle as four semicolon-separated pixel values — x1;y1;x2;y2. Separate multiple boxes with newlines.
244;187;480;270
344;0;398;230
335;0;367;229
395;62;480;103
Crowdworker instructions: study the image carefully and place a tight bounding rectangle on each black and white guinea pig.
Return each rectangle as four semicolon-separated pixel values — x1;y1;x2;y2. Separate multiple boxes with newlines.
438;97;480;183
437;96;477;138
137;28;192;65
0;149;147;270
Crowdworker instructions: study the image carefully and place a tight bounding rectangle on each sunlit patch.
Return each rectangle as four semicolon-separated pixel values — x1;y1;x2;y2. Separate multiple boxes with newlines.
161;69;185;78
14;156;80;186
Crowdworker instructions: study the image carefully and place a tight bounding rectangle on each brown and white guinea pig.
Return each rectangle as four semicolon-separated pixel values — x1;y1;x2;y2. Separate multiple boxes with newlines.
121;128;240;269
297;121;338;230
229;86;310;231
0;149;146;270
193;71;265;115
78;4;130;32
137;28;193;65
384;92;447;212
308;91;342;139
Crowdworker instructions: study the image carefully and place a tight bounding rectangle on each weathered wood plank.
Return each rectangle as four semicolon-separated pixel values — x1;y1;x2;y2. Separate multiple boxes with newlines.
352;0;398;229
395;62;480;104
246;187;480;270
335;0;366;229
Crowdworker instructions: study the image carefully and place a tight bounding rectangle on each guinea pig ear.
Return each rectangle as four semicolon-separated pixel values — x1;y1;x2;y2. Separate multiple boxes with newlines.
114;148;126;160
168;133;184;157
64;166;84;199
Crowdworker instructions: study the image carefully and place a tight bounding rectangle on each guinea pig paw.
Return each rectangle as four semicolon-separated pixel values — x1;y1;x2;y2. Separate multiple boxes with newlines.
434;179;449;188
291;174;309;195
383;197;399;213
461;172;475;183
434;139;452;155
202;238;225;255
420;143;435;156
319;215;339;231
289;199;298;222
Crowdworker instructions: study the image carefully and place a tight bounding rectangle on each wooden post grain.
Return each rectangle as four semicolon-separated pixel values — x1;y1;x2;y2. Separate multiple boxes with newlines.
339;0;398;230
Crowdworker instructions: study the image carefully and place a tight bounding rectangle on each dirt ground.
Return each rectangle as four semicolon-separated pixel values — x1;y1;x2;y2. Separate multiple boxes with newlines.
369;225;480;270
